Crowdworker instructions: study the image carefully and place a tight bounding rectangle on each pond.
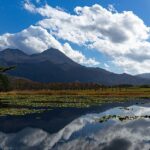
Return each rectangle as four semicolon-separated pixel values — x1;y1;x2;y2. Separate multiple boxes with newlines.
0;100;150;150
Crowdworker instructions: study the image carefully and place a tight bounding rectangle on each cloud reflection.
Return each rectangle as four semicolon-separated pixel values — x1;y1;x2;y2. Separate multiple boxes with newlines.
0;105;150;150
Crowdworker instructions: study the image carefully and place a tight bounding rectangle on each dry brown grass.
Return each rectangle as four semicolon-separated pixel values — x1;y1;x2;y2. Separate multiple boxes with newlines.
0;87;150;98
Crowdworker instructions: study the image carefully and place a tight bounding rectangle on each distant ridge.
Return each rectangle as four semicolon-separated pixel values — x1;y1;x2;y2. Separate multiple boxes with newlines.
0;48;150;85
136;73;150;80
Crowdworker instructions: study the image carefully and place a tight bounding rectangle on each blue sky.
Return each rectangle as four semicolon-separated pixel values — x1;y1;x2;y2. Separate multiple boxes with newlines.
0;0;150;34
0;0;150;74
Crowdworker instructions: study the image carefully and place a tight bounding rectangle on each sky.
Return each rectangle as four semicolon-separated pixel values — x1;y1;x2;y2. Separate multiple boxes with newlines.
0;0;150;74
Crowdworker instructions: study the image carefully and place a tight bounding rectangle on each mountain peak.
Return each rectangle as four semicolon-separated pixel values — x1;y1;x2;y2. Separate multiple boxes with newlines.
32;48;79;66
42;48;60;54
0;48;79;66
1;48;28;56
0;48;29;63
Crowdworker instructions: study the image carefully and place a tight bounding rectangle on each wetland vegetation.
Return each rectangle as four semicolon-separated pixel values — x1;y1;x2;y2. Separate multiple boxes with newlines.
0;87;150;116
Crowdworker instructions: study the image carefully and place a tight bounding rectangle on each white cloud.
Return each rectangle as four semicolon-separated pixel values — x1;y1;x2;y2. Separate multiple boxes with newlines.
23;2;150;74
0;25;99;66
24;0;36;13
0;25;61;54
0;1;150;73
62;43;99;66
104;63;110;71
113;57;150;74
108;4;117;13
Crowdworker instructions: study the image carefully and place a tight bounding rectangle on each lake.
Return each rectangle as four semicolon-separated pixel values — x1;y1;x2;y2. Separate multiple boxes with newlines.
0;99;150;150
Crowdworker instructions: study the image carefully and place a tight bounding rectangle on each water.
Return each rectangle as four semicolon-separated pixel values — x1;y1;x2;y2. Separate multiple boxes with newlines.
0;101;150;150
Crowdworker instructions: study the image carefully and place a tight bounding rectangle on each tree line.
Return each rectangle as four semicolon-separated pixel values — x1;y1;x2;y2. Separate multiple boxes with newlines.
0;65;149;91
11;79;136;91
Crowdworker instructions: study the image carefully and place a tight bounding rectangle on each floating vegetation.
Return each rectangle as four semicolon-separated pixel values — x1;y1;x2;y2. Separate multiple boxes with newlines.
0;94;149;116
99;115;150;123
0;108;46;116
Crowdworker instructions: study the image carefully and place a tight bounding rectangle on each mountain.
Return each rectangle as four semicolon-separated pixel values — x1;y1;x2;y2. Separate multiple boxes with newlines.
136;73;150;80
0;48;150;85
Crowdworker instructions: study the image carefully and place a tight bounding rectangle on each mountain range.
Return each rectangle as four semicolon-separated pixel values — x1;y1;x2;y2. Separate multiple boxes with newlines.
0;48;150;85
136;73;150;80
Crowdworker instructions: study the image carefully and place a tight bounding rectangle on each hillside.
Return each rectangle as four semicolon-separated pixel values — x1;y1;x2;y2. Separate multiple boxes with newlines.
136;73;150;80
0;48;150;85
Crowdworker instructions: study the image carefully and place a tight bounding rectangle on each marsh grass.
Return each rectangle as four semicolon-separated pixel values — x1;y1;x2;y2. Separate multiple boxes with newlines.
1;87;150;97
0;87;150;116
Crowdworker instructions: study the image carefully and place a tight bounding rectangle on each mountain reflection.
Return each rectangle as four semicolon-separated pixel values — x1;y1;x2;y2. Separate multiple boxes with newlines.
0;105;150;150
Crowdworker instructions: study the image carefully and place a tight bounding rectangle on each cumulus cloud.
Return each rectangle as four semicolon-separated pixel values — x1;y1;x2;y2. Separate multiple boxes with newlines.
0;25;99;66
62;43;99;66
0;25;61;54
108;4;117;13
23;1;150;74
0;1;150;73
113;57;150;74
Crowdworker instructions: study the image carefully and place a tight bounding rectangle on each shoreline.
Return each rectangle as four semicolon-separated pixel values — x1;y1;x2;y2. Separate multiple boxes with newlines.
0;98;149;134
0;89;150;117
0;87;150;98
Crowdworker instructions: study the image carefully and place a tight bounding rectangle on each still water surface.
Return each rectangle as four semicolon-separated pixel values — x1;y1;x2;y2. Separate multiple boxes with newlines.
0;100;150;150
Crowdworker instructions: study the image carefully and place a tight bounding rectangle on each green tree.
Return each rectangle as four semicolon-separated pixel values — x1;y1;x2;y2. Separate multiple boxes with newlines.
0;66;15;91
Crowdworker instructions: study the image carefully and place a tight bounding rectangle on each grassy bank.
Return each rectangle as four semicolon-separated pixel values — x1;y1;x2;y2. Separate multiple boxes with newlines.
1;87;150;97
0;87;150;116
